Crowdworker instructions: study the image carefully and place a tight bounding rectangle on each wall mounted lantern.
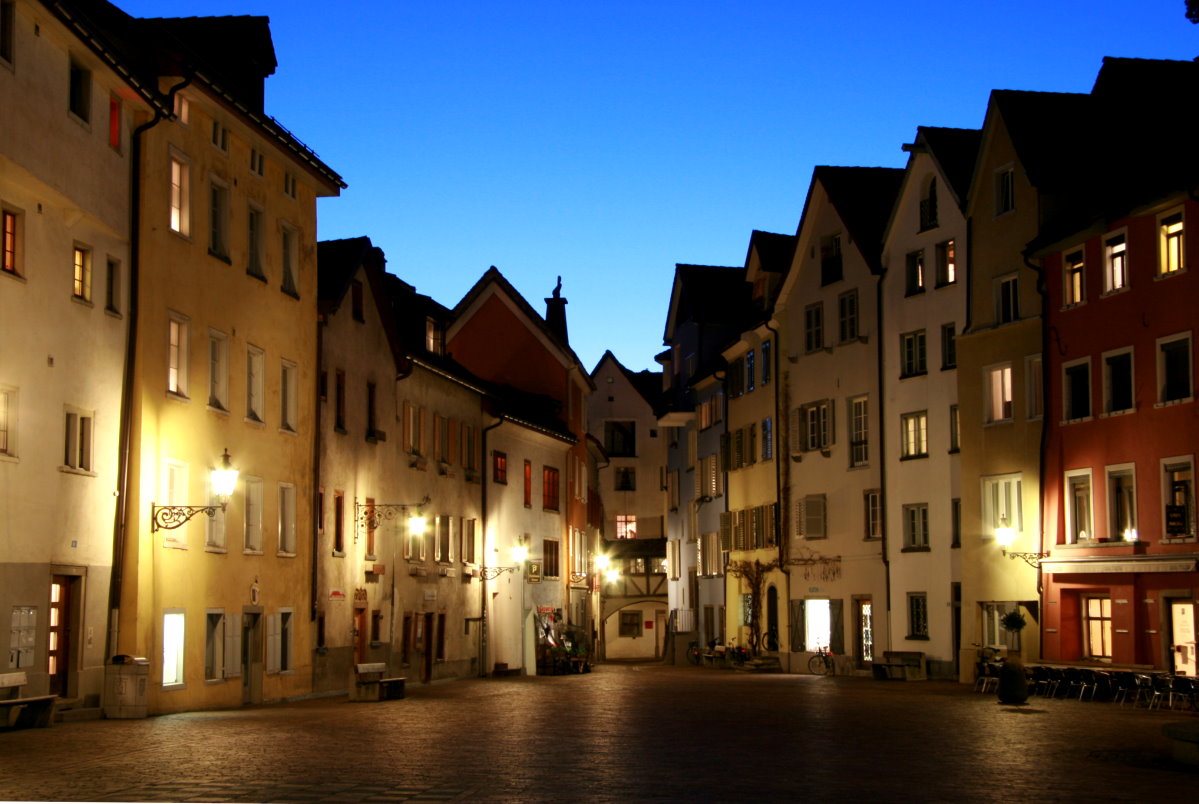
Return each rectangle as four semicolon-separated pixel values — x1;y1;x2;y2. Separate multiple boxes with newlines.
995;516;1049;568
151;448;239;532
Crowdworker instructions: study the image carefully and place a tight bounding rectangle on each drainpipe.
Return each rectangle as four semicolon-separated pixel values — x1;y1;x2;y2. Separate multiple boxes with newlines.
479;414;504;675
765;319;787;654
875;262;892;650
1024;248;1050;620
311;320;323;625
106;79;190;663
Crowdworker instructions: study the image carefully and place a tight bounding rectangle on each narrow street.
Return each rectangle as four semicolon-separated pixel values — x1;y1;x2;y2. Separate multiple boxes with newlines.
0;664;1191;802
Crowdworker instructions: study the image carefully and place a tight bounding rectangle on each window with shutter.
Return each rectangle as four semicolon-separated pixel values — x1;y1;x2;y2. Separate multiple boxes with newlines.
804;494;826;539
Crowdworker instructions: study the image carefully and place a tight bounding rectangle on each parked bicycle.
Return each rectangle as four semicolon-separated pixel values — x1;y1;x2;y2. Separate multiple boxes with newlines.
808;645;835;675
686;641;701;666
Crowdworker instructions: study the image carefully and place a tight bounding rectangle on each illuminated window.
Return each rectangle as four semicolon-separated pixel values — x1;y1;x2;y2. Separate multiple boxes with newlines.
169;153;190;235
523;460;532;507
1107;465;1137;542
1104;233;1127;292
985;363;1012;423
173;93;189;124
900;411;927;459
1063;249;1085;306
162;610;185;687
205;472;226;550
1163;457;1195;539
493;451;508;484
2;208;18;276
1083;597;1112;660
935;240;956;286
1065;470;1092;543
72;245;91;301
425;317;444;355
460;518;478;564
1160;211;1184;276
983;474;1022;538
616;514;636;539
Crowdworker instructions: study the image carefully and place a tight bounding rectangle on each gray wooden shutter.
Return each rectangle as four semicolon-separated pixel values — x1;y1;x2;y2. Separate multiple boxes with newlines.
829;599;845;656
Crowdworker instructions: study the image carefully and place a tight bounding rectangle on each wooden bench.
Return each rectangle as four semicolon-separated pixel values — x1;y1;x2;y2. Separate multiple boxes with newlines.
873;651;927;681
378;677;406;700
0;671;58;728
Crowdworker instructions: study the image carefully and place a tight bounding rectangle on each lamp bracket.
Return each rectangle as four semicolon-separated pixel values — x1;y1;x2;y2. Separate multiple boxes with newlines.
480;565;518;580
1004;550;1050;569
355;496;431;531
151;503;225;532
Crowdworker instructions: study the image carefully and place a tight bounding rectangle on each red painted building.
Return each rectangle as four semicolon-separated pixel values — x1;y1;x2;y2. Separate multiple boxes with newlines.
1037;190;1199;673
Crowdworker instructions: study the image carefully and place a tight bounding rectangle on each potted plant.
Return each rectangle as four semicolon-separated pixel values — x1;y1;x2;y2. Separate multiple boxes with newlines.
997;610;1029;704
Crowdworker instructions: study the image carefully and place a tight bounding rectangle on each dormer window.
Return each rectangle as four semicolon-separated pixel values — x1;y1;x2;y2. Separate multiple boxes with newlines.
425;317;444;355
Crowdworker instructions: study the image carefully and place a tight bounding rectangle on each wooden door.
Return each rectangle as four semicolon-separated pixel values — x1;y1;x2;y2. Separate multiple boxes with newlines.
353;610;367;664
48;576;74;696
422;612;434;682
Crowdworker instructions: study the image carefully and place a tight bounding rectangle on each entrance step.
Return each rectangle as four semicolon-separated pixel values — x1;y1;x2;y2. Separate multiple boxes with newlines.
735;657;782;673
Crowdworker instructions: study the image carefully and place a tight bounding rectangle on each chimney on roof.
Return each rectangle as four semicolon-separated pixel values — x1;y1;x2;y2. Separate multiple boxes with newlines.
544;275;569;345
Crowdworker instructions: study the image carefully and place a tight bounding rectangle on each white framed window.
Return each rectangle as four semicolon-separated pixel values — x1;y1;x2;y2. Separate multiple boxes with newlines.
1162;455;1195;539
435;515;453;563
982;473;1023;536
267;609;293;674
804;303;823;352
1026;354;1043;420
461;518;479;565
900;411;928;459
996;274;1019;324
244;475;263;552
173;93;189;125
1107;464;1137;542
167;313;189;398
426;317;444;355
935;240;956;286
985;363;1013;423
10;605;36;669
62;405;94;472
994;165;1015;216
0;385;15;458
169;150;190;236
205;471;226;551
1159;209;1185;277
902;503;929;549
208;330;228;411
2;206;22;277
849;396;868;467
1103;231;1128;293
616;514;637;539
1065;469;1093;543
908;593;929;639
799;400;833;452
247;204;265;279
798;494;826;539
838;290;858;343
1102;347;1134;415
246;345;264;423
162;610;186;687
1157;332;1192;405
1062;248;1085;306
1063;357;1092;422
161;458;187;545
900;330;926;377
280;360;297;432
72;244;91;301
280;223;298;297
278;483;296;555
941;323;957;369
208;179;229;258
905;250;925;296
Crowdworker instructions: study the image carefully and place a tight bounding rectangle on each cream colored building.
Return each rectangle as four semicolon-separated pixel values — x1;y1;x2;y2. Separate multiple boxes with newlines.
880;127;978;679
0;0;162;708
113;15;342;713
775;167;902;674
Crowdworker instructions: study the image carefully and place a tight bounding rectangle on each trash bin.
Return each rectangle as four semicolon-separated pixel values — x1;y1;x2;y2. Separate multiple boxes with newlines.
104;656;149;719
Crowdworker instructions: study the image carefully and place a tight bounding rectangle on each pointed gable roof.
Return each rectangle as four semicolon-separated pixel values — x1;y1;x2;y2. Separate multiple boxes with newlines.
662;264;753;343
591;350;663;414
809;166;905;274
917;127;982;211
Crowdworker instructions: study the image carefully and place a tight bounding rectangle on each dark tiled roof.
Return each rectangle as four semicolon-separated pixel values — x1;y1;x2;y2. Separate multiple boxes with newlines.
665;264;753;337
316;236;373;312
746;230;796;273
917;127;982;210
813;166;905;274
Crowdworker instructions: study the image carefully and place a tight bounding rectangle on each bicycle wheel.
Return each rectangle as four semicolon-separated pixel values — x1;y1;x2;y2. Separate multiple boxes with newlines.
808;653;828;675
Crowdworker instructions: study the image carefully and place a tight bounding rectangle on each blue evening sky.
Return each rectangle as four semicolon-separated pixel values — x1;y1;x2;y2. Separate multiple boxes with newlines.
119;1;1196;373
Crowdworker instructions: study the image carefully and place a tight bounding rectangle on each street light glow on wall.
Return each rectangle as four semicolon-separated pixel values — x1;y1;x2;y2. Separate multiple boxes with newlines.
994;515;1048;568
151;448;239;532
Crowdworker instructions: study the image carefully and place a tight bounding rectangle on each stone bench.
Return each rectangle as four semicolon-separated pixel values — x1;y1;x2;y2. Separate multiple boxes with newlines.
873;651;927;681
350;663;405;702
0;671;58;729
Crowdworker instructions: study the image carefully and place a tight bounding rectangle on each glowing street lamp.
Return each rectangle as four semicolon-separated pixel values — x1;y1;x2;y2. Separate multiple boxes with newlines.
995;516;1048;568
151;448;239;531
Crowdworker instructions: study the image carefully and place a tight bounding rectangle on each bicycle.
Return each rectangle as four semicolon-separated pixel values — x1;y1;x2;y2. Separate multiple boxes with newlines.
686;641;701;666
807;645;835;675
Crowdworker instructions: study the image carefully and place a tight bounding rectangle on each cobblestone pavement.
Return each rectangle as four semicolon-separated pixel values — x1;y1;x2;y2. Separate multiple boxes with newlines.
1;663;1194;803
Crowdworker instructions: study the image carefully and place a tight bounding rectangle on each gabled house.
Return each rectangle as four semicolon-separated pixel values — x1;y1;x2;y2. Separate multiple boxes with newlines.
881;127;979;679
774;166;902;673
658;264;753;658
589;350;667;660
448;268;595;674
1031;58;1199;673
